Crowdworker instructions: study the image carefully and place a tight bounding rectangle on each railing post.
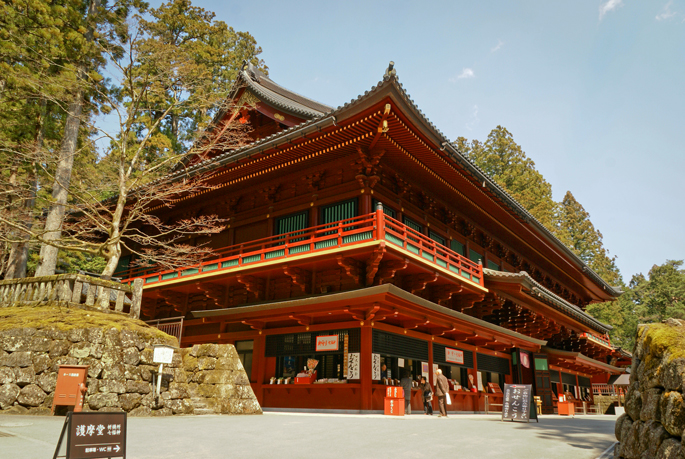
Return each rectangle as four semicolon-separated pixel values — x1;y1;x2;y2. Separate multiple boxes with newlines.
375;202;385;240
130;278;143;319
72;277;84;304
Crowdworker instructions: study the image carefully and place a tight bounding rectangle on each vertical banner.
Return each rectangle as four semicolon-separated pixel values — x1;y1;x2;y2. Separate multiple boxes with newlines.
421;362;429;378
477;371;484;392
347;353;360;380
432;364;439;384
372;354;381;380
343;334;349;377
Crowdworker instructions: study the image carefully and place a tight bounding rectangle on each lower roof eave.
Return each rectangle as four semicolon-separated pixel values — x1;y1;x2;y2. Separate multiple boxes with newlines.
192;284;546;349
542;346;623;374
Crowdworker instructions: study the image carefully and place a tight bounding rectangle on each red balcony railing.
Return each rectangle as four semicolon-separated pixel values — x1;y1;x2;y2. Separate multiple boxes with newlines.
118;208;484;288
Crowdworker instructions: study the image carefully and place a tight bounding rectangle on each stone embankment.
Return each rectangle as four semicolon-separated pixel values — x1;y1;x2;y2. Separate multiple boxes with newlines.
615;319;685;458
0;326;261;416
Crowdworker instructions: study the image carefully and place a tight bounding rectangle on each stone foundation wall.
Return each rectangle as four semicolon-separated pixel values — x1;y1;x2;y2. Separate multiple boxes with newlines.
0;327;261;416
615;319;685;458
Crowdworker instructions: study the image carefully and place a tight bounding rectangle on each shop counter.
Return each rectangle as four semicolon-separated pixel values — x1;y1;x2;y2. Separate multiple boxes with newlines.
261;383;362;410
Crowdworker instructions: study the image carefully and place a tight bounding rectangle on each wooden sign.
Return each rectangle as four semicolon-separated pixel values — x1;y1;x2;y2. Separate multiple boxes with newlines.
501;384;538;423
488;382;502;394
445;347;464;364
53;412;127;459
315;335;339;351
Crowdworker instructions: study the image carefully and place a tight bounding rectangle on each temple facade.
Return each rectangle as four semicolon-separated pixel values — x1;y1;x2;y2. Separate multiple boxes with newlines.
117;63;626;414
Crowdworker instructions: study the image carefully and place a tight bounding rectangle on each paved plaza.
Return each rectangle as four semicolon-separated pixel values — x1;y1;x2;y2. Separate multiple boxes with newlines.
1;412;618;459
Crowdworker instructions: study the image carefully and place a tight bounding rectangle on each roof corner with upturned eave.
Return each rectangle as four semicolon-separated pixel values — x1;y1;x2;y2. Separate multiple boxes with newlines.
239;62;333;119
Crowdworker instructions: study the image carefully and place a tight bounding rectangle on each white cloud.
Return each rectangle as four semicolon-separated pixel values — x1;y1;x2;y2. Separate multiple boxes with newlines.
465;105;480;131
491;40;504;52
599;0;624;21
448;68;475;83
656;1;677;21
458;68;475;79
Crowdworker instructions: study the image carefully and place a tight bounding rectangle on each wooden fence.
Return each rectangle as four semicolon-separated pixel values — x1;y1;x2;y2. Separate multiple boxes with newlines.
0;274;144;319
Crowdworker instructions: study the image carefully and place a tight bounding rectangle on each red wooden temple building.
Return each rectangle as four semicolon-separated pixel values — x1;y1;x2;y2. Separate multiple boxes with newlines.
117;62;626;414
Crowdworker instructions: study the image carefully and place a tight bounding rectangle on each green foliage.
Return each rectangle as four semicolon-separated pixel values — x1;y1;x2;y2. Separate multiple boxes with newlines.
456;127;559;234
456;126;621;287
588;260;685;349
136;0;266;153
558;191;622;286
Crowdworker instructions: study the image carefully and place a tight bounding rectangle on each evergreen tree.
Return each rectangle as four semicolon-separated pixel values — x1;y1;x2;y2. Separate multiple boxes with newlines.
139;0;266;153
456;126;563;242
558;191;621;285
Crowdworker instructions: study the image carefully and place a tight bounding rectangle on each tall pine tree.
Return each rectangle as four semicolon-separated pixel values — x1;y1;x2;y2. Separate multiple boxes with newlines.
456;126;562;242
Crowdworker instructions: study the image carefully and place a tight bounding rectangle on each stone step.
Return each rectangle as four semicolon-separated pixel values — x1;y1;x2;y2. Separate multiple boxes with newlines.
193;408;216;416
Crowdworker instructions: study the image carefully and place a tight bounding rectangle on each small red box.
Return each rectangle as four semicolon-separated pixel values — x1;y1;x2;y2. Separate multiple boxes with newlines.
384;397;405;416
295;371;317;384
385;386;404;399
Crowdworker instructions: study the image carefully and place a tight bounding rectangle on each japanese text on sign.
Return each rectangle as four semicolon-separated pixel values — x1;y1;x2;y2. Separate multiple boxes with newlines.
502;383;532;423
445;347;464;364
315;335;339;352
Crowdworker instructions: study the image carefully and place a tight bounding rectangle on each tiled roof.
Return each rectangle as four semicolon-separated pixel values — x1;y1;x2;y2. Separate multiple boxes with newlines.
483;268;612;334
163;62;622;299
241;63;332;118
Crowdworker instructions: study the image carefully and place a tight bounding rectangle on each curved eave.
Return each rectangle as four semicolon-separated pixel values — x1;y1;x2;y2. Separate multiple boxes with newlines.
543;346;623;374
483;268;612;334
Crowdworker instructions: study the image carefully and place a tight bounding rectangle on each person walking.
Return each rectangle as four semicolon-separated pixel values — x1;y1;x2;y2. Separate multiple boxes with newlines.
435;368;449;417
418;376;433;415
400;370;413;415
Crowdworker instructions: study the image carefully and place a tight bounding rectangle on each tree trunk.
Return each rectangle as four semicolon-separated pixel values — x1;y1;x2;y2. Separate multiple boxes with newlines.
34;0;100;277
7;99;45;279
34;88;84;276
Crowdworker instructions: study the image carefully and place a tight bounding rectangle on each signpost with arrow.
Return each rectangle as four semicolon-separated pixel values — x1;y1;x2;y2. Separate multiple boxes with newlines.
53;411;127;459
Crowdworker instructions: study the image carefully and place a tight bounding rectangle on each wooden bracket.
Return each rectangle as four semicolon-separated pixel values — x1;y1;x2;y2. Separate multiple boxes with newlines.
404;272;438;294
431;284;463;306
289;314;312;326
337;256;362;286
242;320;265;331
283;265;311;294
375;258;408;285
365;243;386;286
237;275;265;300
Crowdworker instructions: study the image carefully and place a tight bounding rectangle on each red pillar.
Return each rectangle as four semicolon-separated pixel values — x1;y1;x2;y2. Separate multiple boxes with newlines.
360;193;372;215
253;333;266;405
360;324;373;411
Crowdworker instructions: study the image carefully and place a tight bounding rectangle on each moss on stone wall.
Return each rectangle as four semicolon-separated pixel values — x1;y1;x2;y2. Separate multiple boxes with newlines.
0;303;168;341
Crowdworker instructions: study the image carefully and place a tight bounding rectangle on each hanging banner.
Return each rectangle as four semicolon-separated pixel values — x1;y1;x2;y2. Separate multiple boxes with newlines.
445;347;464;365
372;354;381;380
520;352;530;369
315;335;339;352
432;364;439;384
347;353;360;380
421;362;429;378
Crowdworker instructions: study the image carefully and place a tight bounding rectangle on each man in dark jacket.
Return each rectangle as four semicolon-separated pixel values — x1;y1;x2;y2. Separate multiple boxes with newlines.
435;368;449;417
400;370;413;415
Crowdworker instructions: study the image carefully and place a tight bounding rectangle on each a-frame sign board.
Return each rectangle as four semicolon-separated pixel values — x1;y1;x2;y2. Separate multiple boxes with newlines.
501;383;538;423
53;411;127;459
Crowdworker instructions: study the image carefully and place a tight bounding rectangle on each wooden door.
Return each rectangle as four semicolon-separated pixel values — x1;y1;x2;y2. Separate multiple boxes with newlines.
533;354;554;414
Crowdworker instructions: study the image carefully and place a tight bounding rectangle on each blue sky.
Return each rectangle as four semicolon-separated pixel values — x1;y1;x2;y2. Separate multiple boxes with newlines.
187;0;684;283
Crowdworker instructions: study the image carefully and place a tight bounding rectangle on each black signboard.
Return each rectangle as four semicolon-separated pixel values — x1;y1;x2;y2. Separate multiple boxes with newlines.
501;383;538;423
53;412;126;459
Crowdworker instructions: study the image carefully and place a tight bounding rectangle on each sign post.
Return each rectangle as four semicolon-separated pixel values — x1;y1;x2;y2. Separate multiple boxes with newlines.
152;345;175;400
501;383;538;423
53;411;126;459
